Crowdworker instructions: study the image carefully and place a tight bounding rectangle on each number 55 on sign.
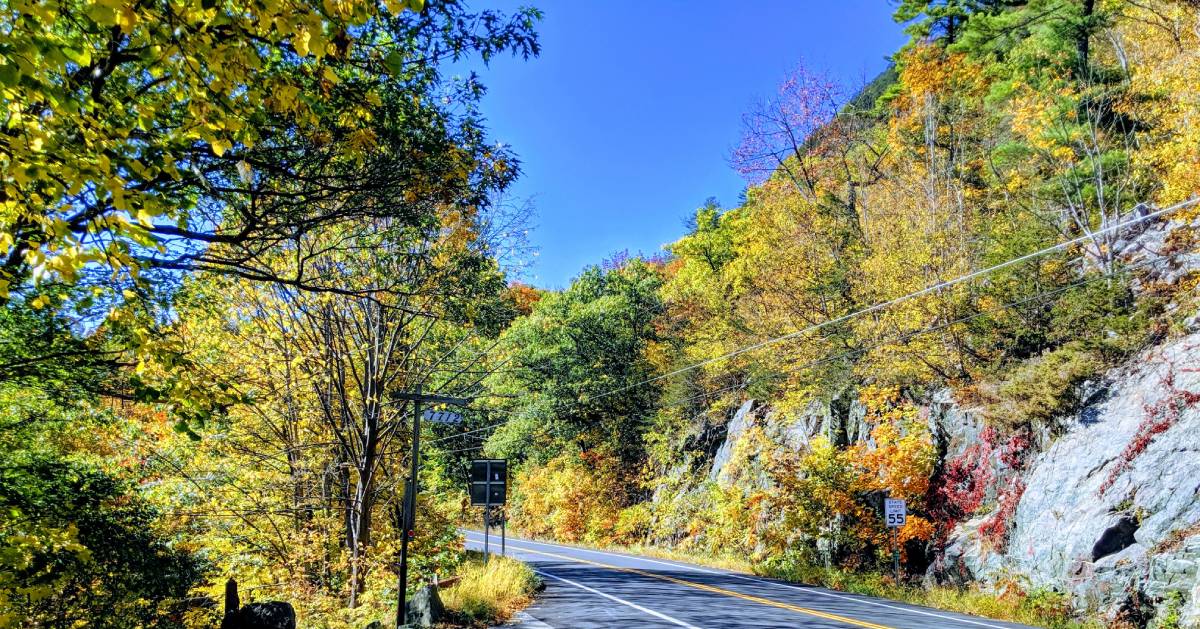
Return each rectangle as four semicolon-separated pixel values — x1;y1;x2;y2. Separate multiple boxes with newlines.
884;498;906;528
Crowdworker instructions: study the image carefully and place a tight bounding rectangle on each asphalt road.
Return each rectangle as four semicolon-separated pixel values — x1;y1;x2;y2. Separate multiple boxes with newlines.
461;531;1036;629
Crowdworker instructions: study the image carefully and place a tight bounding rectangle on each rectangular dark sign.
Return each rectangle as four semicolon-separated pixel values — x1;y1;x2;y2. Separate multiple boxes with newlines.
469;459;507;506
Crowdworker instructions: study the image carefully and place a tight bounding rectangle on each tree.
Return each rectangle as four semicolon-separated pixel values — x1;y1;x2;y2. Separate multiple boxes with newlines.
731;62;842;199
893;0;1020;44
486;260;665;470
0;0;540;302
159;200;520;609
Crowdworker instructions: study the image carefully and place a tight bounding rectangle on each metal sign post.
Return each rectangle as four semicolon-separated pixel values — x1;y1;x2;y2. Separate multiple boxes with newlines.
884;497;906;583
391;389;470;629
470;459;507;564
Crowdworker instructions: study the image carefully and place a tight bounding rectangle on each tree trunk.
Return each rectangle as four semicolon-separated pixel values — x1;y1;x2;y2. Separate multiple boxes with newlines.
1078;0;1095;73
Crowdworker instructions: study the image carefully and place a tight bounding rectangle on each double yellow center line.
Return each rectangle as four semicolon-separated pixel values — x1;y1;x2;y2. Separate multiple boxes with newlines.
501;542;896;629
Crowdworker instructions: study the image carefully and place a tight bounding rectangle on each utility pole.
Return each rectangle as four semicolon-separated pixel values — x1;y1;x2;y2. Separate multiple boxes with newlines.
392;388;471;629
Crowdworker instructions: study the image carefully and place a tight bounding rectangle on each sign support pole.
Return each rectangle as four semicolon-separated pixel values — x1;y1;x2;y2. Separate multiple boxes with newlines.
892;527;900;582
397;386;421;629
390;389;470;629
501;510;506;557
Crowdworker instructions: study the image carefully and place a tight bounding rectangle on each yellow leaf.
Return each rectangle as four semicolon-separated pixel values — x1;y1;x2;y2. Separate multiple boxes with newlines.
294;29;311;57
30;295;50;309
211;139;230;157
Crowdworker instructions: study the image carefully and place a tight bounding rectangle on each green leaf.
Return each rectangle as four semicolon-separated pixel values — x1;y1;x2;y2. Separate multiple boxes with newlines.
62;45;91;67
384;50;405;76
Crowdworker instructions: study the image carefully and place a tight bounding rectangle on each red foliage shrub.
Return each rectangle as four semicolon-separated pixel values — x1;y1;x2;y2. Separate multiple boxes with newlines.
930;443;992;529
927;423;1033;541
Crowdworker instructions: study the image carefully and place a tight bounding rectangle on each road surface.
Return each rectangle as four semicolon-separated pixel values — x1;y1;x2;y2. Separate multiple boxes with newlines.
462;531;1035;629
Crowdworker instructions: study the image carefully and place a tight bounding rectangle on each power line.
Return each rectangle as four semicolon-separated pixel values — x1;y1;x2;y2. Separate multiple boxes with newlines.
579;197;1199;405
655;252;1170;414
434;253;1171;453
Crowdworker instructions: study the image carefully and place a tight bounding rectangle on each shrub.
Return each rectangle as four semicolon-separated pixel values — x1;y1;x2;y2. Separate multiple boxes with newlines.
0;458;206;628
614;503;653;544
1152;591;1184;629
986;343;1104;429
510;449;628;544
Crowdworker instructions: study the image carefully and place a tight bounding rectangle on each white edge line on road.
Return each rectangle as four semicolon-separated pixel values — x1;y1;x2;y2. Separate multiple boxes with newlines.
509;611;555;629
532;569;704;629
464;534;1016;629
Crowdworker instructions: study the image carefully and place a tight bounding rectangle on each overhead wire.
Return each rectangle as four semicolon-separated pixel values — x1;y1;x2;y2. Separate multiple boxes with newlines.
577;197;1199;405
429;249;1176;456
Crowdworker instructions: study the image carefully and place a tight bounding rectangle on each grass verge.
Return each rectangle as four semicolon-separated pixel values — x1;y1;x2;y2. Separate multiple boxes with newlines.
759;563;1103;629
440;552;540;626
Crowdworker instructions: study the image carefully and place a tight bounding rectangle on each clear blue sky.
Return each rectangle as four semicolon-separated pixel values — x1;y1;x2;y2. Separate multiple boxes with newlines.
465;1;907;288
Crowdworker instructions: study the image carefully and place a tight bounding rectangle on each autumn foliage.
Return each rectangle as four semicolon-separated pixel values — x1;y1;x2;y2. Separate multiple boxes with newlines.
495;0;1200;593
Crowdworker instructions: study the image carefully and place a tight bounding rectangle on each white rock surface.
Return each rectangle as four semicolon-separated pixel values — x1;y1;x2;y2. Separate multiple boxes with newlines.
952;330;1200;619
709;399;757;483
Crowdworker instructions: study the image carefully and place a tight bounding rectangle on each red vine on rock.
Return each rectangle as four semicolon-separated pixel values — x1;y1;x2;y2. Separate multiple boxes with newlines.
929;423;1035;546
1099;350;1200;496
999;431;1031;469
980;478;1026;548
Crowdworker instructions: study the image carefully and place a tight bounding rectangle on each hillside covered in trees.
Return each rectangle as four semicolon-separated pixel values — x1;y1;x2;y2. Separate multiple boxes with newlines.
480;1;1200;626
2;0;1200;628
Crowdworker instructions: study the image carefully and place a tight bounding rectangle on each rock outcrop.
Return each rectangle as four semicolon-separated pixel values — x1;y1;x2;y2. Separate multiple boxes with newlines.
940;328;1200;622
669;211;1200;623
404;583;445;627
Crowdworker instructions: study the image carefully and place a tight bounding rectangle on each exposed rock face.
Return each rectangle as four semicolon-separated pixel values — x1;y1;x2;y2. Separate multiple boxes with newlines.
673;214;1200;622
1113;211;1200;293
942;329;1200;621
709;399;757;482
699;334;1200;622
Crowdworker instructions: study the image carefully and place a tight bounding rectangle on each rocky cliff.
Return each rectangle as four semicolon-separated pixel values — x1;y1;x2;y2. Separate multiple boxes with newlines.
939;326;1200;624
684;213;1200;624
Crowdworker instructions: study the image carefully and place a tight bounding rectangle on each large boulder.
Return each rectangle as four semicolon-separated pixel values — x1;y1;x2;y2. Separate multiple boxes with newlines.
222;602;296;629
404;584;444;628
219;578;296;629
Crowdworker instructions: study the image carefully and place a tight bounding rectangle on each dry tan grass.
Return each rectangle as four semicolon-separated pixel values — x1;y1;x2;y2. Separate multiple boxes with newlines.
440;555;539;625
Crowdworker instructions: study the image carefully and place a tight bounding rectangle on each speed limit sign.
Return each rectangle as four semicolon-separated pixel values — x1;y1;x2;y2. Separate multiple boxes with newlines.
884;498;907;528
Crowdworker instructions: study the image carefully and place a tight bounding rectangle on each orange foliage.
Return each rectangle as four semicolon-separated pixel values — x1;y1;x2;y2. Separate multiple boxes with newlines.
506;283;543;316
510;449;629;544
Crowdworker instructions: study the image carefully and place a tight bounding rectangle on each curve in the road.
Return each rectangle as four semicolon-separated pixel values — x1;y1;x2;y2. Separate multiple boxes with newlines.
464;531;1035;629
508;543;892;629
